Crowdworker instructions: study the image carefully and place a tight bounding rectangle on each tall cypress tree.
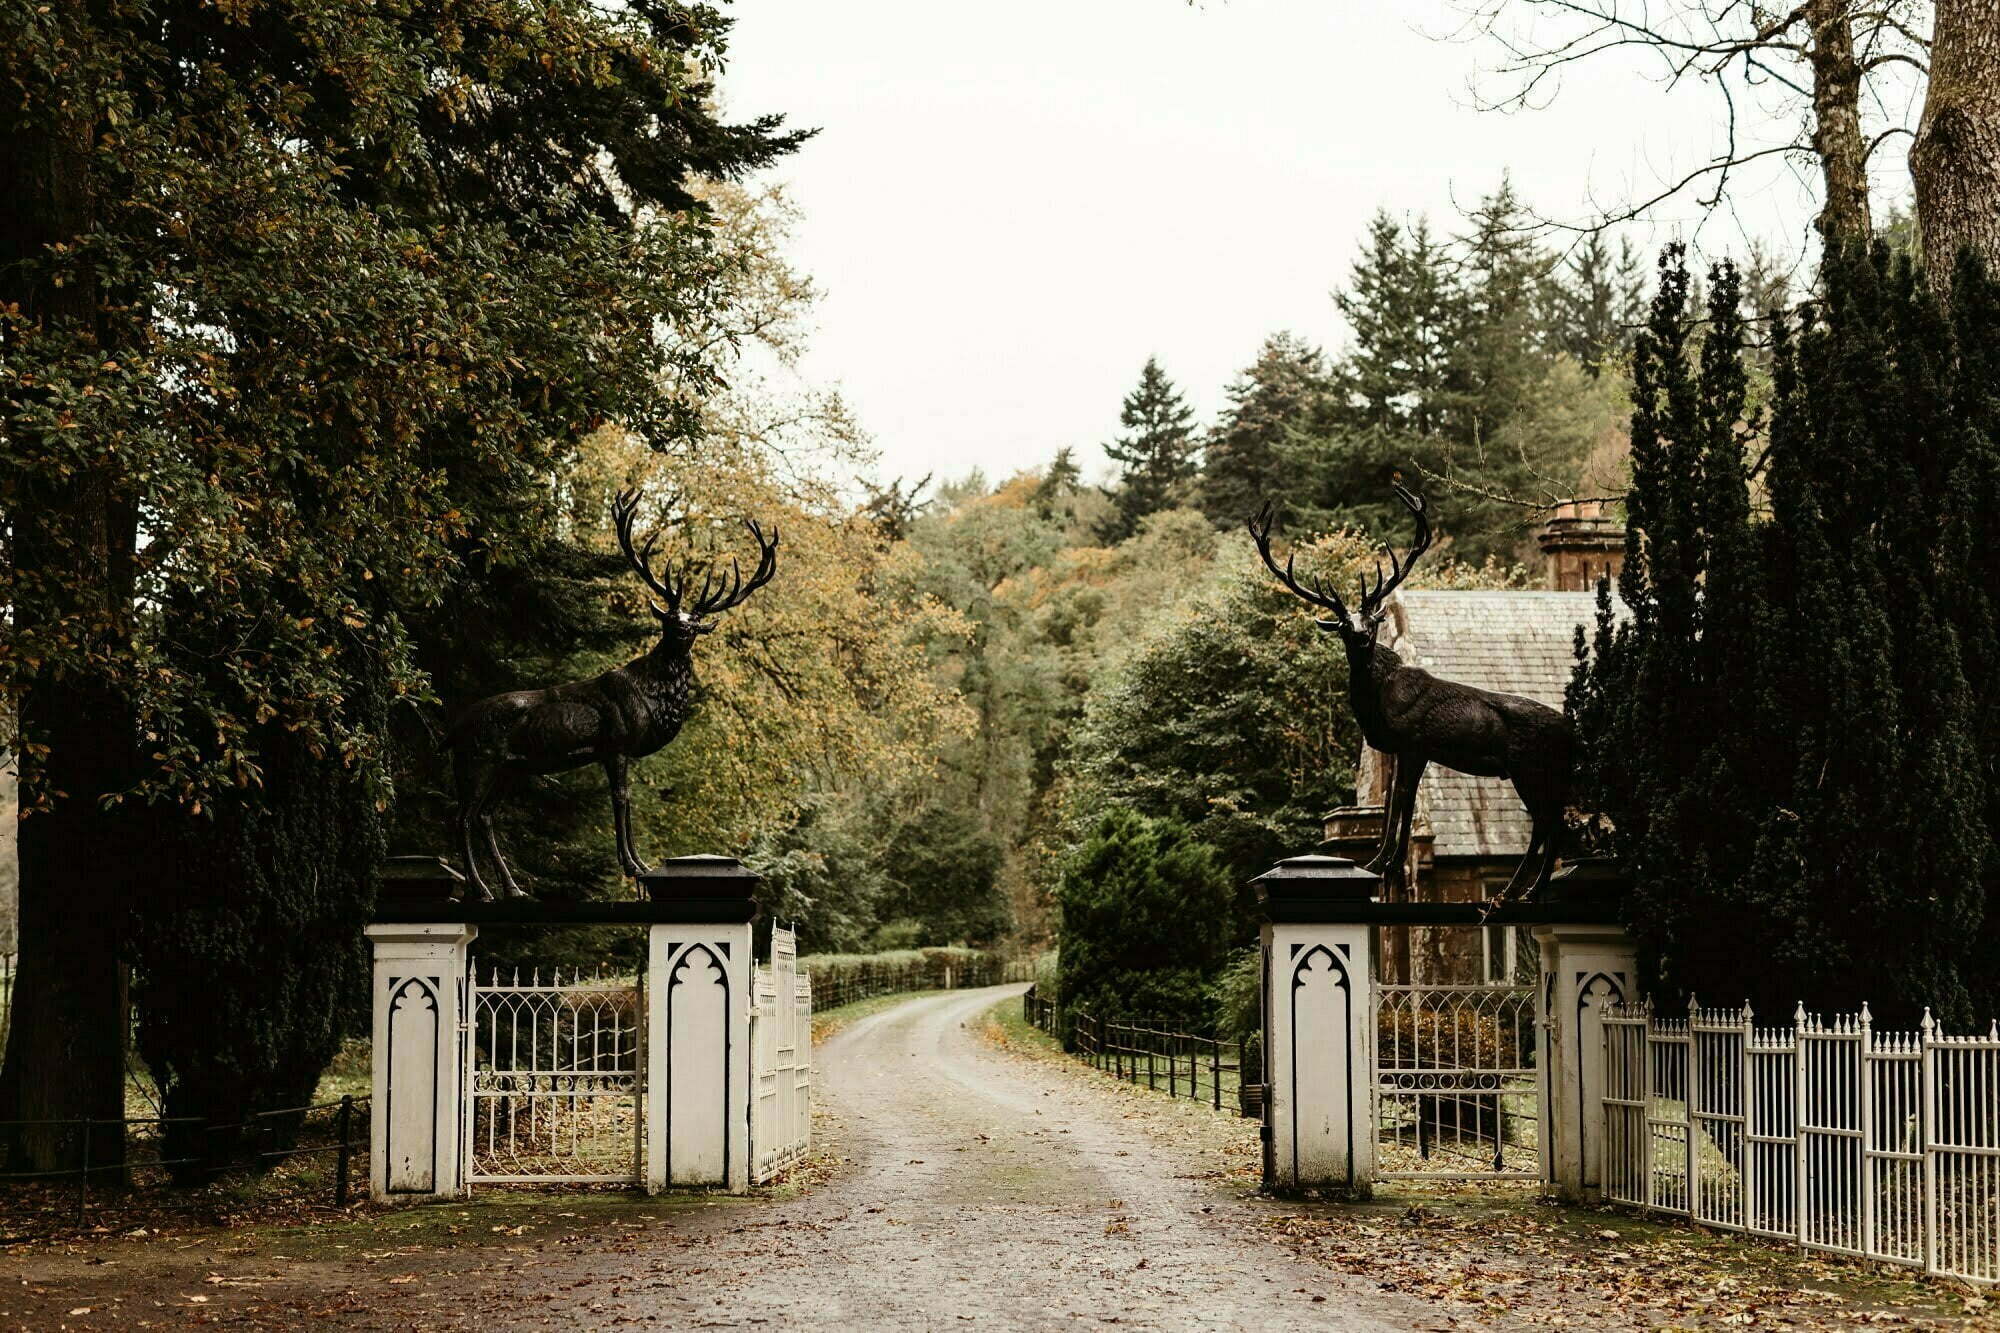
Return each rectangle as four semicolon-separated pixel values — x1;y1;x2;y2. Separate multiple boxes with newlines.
1101;358;1198;540
1571;245;1993;1026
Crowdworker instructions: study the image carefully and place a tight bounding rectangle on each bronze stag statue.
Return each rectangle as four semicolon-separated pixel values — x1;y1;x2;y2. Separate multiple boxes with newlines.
449;490;779;900
1249;483;1571;900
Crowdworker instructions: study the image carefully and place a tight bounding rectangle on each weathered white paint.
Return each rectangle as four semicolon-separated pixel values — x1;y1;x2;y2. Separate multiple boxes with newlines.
750;925;812;1183
646;922;752;1192
1531;921;1635;1202
365;922;477;1203
1603;999;2000;1288
1262;921;1375;1195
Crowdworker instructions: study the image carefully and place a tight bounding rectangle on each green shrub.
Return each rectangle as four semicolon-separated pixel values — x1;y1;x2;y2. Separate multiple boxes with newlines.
1055;807;1235;1032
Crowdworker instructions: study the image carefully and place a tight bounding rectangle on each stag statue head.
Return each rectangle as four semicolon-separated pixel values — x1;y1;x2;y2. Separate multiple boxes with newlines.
613;489;780;649
1248;481;1432;655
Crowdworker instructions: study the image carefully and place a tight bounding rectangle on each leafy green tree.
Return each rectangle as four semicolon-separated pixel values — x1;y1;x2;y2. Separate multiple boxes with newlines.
1197;333;1329;529
1055;808;1236;1030
0;0;800;1163
1570;245;1994;1026
1066;536;1368;895
1101;358;1199;540
878;806;1011;947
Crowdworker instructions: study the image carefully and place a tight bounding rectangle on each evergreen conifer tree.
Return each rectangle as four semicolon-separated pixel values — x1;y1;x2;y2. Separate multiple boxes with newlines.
1033;448;1084;522
1555;233;1647;373
1101;358;1199;540
1197;333;1329;528
1570;244;1994;1026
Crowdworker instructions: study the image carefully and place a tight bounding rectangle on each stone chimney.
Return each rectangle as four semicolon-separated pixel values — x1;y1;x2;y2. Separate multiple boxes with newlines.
1537;500;1625;592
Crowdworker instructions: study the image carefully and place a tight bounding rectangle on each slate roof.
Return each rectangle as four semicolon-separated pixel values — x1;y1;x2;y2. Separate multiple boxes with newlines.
1368;589;1616;861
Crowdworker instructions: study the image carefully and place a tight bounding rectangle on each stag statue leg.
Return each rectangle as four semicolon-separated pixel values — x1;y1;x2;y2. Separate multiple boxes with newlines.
477;774;528;900
604;754;651;878
455;755;498;902
1366;755;1427;892
1499;771;1565;901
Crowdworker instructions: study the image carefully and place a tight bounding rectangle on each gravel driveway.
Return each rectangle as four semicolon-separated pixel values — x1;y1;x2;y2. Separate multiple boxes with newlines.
7;985;1427;1331
645;982;1410;1330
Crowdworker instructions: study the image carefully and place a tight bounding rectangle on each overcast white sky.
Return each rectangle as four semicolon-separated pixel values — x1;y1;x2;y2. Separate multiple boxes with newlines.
720;1;1833;487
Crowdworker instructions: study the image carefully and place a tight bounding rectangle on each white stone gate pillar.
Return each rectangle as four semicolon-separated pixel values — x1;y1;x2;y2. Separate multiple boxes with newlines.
1253;854;1380;1197
366;858;477;1203
641;856;760;1194
1532;858;1637;1203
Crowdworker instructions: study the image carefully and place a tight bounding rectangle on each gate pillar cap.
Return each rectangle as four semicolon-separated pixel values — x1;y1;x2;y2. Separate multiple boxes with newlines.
380;855;467;906
1543;856;1630;905
1250;854;1380;909
638;854;760;901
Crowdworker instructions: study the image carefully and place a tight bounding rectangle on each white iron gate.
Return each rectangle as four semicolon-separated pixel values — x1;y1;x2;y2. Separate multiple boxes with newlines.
1604;1000;2000;1286
750;926;812;1183
1374;983;1541;1178
466;966;643;1185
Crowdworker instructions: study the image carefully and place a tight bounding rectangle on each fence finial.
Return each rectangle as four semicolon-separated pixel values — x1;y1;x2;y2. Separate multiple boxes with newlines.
1859;1000;1872;1028
1920;1007;1936;1038
1740;1000;1754;1024
1793;1001;1808;1030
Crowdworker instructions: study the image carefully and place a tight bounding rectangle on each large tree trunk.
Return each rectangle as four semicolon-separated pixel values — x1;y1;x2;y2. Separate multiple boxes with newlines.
1911;0;2000;291
0;35;135;1175
1807;0;1873;248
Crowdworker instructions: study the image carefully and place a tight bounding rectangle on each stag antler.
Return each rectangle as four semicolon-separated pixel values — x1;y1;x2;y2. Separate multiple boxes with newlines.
614;488;680;613
1247;502;1355;633
1355;481;1432;620
685;518;780;618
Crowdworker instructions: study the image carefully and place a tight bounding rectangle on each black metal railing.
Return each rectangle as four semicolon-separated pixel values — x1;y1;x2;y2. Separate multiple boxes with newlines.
0;1095;368;1240
1022;987;1252;1116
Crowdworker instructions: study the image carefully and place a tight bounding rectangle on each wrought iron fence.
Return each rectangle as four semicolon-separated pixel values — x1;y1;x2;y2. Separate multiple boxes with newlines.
467;965;642;1185
1605;1000;2000;1287
1021;988;1249;1115
0;1096;368;1241
1375;983;1540;1179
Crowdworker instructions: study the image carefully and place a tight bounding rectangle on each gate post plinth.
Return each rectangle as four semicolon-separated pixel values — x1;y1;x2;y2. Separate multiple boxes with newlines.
1532;858;1636;1203
640;856;760;1194
1252;855;1380;1198
366;857;477;1204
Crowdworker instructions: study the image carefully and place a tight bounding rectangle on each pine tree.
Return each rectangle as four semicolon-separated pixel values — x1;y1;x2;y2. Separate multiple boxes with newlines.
1333;211;1458;436
1101;358;1199;540
1446;174;1560;451
1197;333;1329;528
1555;233;1648;373
1032;447;1085;525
